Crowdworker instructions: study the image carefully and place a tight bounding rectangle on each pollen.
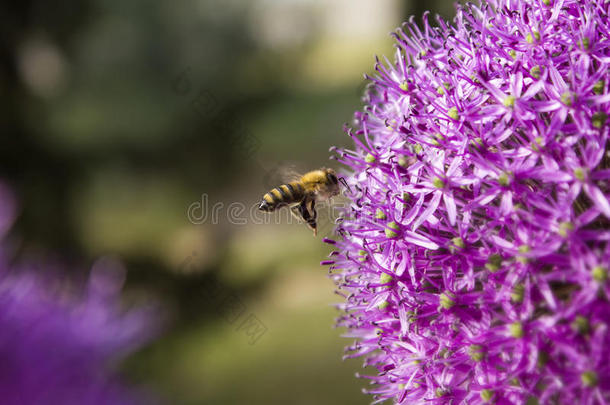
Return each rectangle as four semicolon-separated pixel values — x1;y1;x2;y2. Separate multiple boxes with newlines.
397;155;411;168
448;107;459;120
509;321;524;338
433;177;445;189
573;167;586;181
511;283;525;303
558;221;573;237
517;245;530;263
358;250;367;262
571;316;590;335
486;254;503;272
439;291;456;309
451;237;464;249
526;31;540;44
581;371;598;388
561;91;574;106
385;221;400;238
480;389;494;401
379;273;393;285
537;351;549;368
469;345;485;362
592;112;607;128
592;265;607;283
503;95;516;107
498;171;511;186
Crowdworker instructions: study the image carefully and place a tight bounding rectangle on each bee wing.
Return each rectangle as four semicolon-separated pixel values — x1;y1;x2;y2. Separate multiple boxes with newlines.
283;168;303;183
278;164;303;182
262;163;302;189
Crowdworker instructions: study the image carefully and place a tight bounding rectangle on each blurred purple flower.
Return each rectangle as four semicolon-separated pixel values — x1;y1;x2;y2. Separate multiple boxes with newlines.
0;184;158;405
325;0;610;403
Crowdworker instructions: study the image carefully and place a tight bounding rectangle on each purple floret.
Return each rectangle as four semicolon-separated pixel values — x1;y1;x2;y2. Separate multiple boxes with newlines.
0;260;158;405
326;0;610;403
0;182;158;405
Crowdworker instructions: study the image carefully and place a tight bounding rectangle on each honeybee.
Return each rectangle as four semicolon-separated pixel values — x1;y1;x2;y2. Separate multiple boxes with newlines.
258;168;348;235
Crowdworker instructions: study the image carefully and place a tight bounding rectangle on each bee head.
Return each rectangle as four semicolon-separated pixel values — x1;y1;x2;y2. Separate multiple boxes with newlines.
324;167;351;193
324;168;339;185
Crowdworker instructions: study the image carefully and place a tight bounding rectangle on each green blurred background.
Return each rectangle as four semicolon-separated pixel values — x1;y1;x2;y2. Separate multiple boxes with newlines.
1;0;454;403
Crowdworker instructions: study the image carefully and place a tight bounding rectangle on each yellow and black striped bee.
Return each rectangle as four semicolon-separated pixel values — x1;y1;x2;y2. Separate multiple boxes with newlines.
258;168;348;235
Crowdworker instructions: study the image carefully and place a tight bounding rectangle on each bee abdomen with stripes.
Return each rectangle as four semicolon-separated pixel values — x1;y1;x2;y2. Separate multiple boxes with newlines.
259;181;305;212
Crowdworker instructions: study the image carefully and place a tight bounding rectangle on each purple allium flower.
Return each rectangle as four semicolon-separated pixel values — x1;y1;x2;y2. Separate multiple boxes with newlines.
326;1;610;403
0;183;158;405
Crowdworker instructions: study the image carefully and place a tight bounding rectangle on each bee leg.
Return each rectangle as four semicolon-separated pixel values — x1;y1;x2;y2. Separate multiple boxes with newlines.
309;199;318;236
289;204;302;222
298;198;317;236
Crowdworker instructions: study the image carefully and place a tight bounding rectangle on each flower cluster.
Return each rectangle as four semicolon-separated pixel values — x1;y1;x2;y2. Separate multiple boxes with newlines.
0;183;157;405
325;0;610;403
